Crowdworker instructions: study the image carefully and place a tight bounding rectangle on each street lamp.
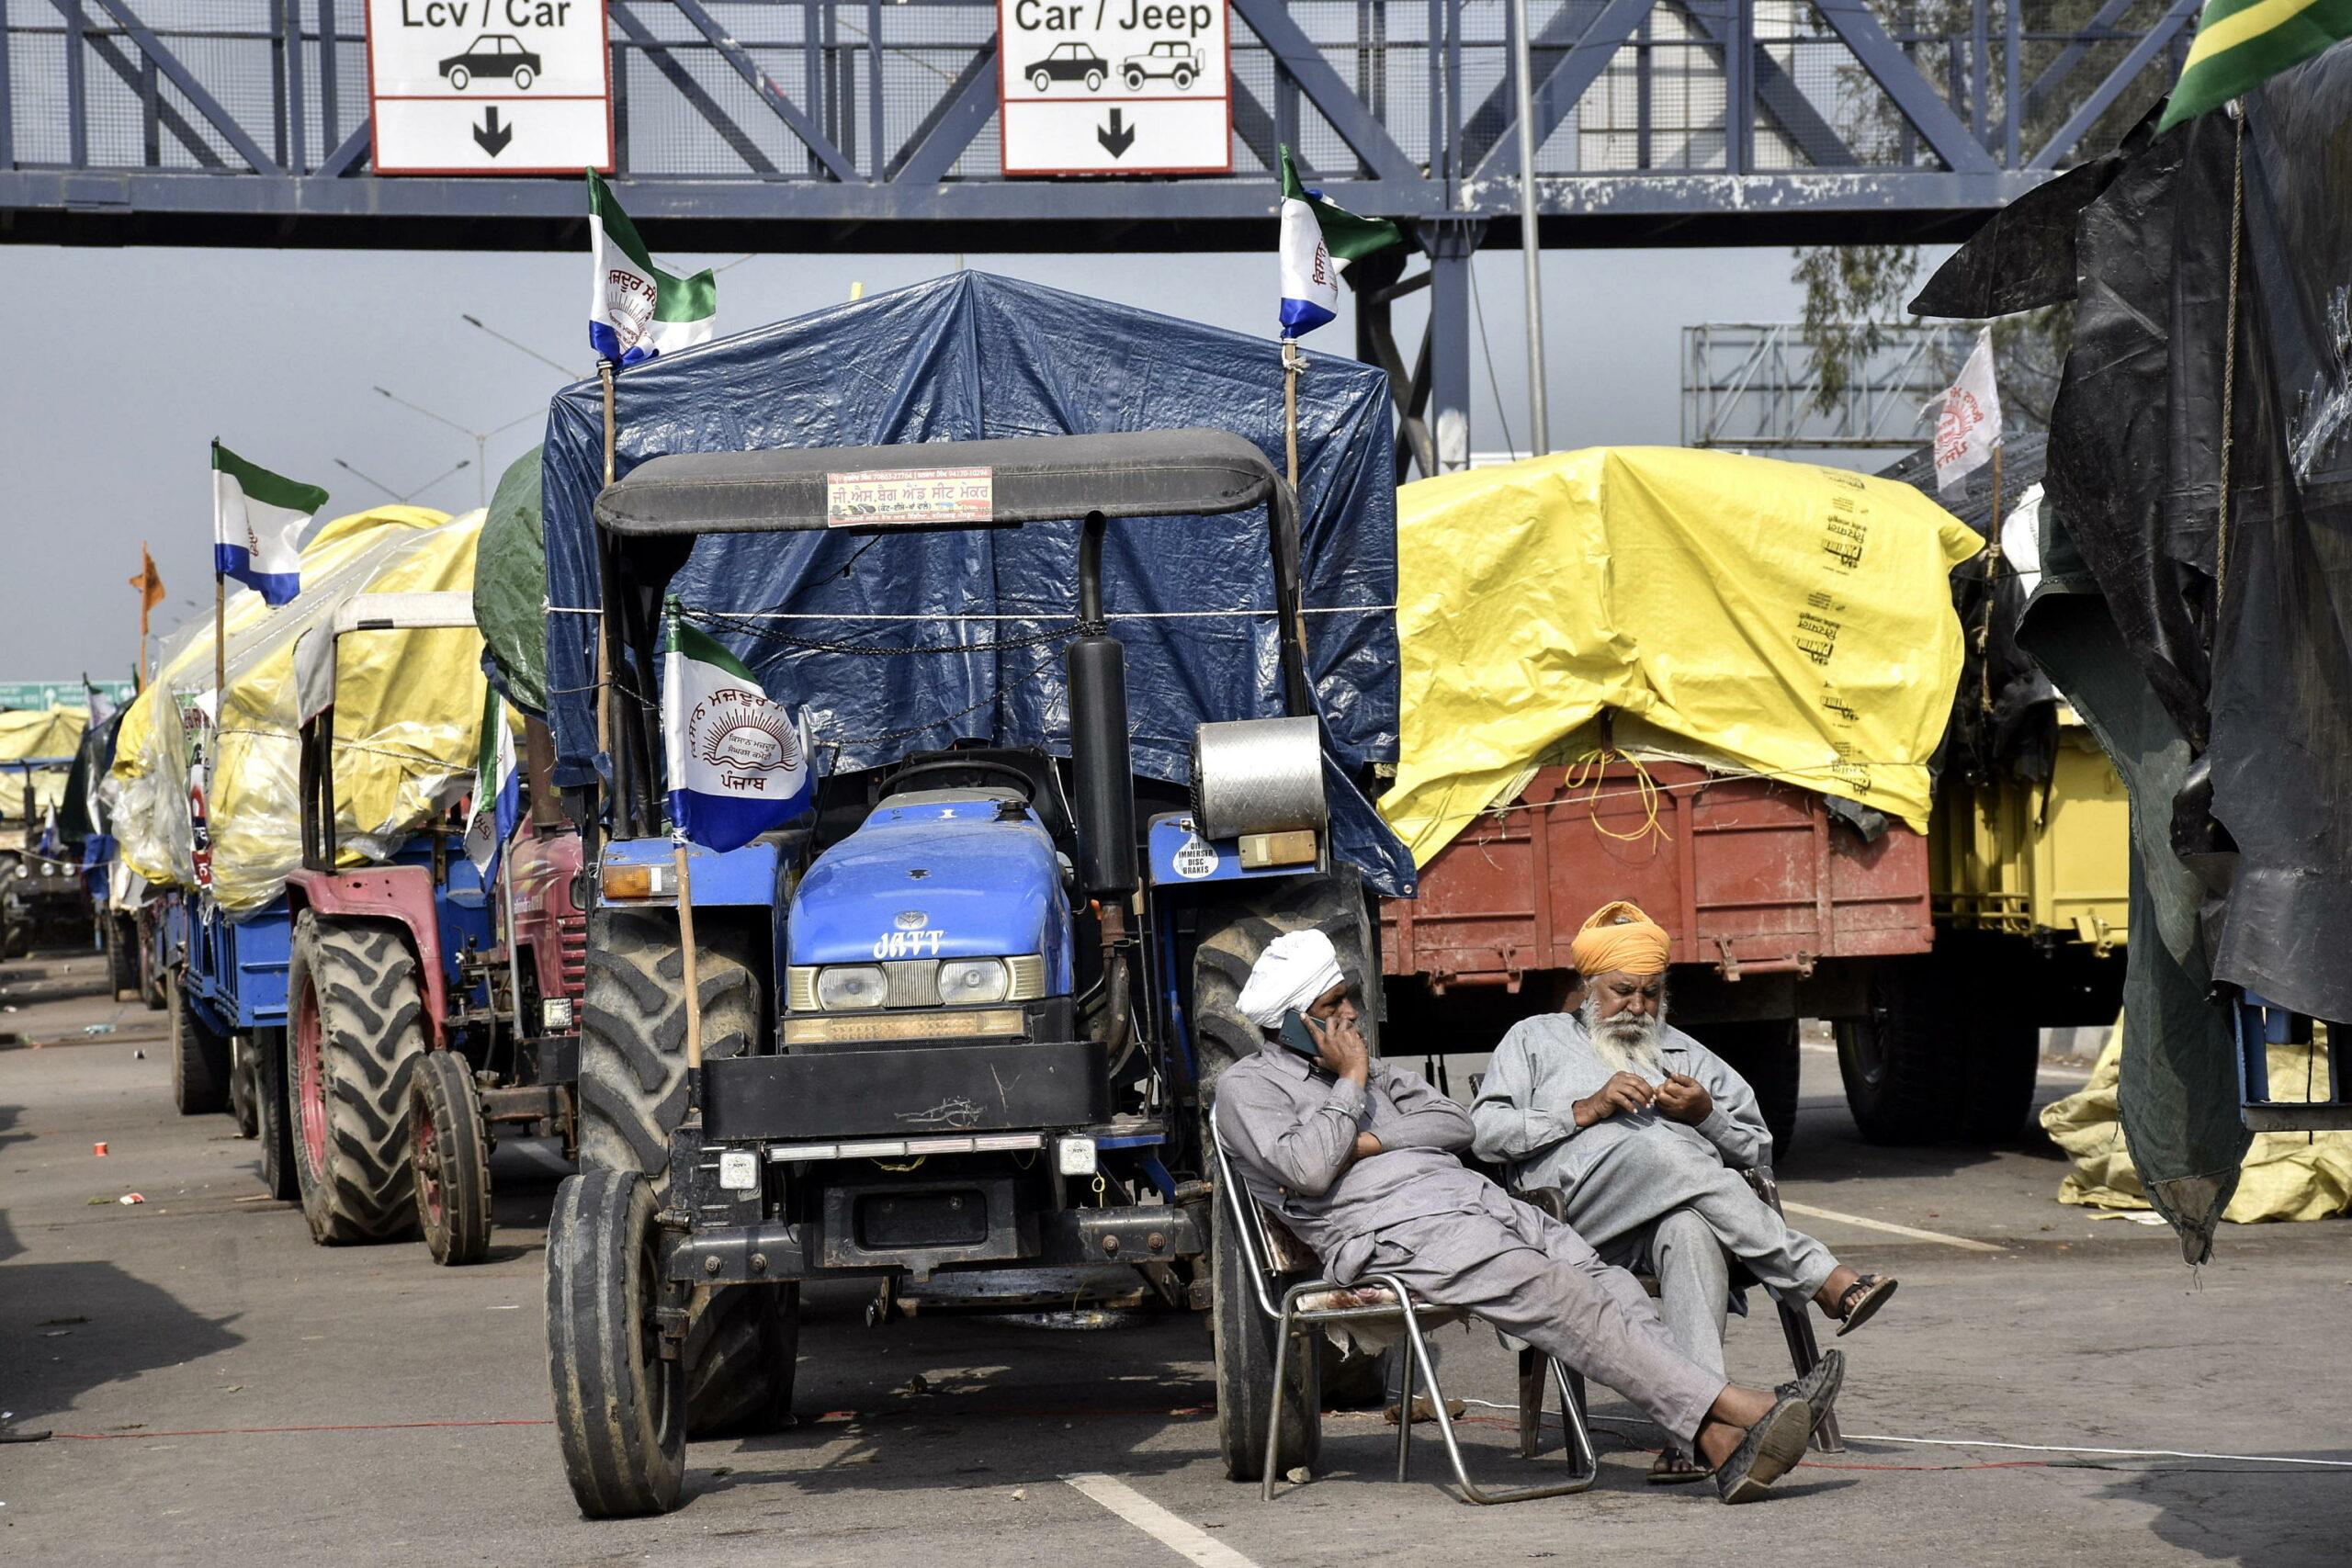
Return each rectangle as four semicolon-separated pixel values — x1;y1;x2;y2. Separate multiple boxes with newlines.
460;312;579;379
335;454;472;504
373;387;541;508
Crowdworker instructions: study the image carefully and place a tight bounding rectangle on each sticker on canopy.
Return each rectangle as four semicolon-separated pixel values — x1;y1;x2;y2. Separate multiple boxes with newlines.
1172;834;1219;879
825;466;995;527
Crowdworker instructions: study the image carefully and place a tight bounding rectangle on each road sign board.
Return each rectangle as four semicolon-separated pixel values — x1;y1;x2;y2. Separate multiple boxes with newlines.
0;681;134;712
997;1;1231;176
366;0;613;175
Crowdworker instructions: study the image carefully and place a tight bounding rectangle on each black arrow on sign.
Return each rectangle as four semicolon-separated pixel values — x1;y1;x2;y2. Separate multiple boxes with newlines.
1097;107;1136;159
473;107;514;158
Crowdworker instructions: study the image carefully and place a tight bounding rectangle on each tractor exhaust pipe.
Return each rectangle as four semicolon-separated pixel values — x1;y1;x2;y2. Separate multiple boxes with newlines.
1069;512;1137;1050
1068;512;1137;902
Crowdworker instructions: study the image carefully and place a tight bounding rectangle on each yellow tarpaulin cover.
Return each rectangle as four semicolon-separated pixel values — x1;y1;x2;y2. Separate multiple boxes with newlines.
1381;447;1983;865
0;706;85;829
109;506;490;914
2041;1019;2352;1223
0;705;87;761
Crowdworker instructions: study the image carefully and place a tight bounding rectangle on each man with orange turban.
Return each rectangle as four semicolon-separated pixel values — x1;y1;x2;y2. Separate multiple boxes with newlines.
1473;901;1897;1483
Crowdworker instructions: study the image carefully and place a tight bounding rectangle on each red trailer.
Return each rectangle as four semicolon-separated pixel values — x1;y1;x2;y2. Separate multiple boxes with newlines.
1379;758;1935;1154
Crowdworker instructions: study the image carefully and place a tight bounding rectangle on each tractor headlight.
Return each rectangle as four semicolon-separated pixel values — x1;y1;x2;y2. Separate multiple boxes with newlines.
815;964;886;1010
935;957;1010;1006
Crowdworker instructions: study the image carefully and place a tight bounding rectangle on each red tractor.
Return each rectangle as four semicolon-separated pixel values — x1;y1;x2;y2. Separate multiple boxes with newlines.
281;592;584;1264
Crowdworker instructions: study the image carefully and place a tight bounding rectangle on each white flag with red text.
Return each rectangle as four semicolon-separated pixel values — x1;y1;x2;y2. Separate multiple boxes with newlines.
1933;329;2002;496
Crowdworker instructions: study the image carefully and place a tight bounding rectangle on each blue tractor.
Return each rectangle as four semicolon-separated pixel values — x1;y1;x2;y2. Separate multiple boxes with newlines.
546;430;1386;1516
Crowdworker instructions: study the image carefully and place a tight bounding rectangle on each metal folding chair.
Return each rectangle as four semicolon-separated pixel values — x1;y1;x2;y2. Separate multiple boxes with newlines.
1208;1105;1600;1504
1511;1166;1845;1458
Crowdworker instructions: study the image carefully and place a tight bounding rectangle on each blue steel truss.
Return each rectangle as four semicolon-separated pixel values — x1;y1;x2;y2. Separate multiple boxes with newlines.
0;0;2196;251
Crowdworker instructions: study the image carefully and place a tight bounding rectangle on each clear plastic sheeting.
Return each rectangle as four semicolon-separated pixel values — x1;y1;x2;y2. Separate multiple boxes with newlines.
1381;447;1981;866
109;507;490;914
2042;1020;2352;1224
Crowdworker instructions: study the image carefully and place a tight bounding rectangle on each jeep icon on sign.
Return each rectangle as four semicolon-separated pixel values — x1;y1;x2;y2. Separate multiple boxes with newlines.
439;33;543;91
1122;39;1198;90
1025;40;1110;93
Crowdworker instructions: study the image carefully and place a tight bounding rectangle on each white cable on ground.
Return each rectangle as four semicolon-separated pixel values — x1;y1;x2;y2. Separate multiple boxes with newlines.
1457;1400;2352;1470
1840;1434;2352;1469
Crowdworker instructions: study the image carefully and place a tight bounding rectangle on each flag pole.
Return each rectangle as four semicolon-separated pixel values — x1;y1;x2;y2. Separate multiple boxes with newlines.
597;362;618;762
673;834;705;1093
1281;338;1303;490
1982;437;2003;716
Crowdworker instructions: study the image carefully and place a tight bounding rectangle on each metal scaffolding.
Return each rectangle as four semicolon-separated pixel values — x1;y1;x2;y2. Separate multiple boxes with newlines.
1682;320;1980;450
0;2;2197;468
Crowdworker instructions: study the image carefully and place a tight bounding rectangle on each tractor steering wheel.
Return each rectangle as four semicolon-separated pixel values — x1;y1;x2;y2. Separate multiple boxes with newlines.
883;758;1040;807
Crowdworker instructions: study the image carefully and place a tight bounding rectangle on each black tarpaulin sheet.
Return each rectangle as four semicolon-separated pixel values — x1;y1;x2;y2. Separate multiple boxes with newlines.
539;271;1411;895
1921;39;2352;1256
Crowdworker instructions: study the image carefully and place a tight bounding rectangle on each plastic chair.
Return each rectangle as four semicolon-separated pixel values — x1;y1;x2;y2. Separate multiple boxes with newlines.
1207;1105;1600;1504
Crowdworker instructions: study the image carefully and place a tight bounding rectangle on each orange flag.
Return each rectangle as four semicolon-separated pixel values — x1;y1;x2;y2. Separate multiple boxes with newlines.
130;544;166;692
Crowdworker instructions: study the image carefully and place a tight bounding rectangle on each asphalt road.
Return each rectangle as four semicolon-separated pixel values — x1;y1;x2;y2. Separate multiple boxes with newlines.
3;949;2347;1566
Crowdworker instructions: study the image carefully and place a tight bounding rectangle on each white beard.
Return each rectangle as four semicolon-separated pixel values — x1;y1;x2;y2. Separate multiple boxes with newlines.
1579;993;1667;1079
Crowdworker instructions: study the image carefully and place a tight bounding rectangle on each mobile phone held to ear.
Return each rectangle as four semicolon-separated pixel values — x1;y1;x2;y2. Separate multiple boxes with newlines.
1279;1009;1324;1061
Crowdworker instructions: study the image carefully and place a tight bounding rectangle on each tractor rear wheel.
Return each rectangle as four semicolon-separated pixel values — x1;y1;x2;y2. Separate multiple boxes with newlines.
1208;1165;1320;1482
1708;1018;1803;1161
257;1027;299;1201
168;971;232;1115
684;1282;800;1435
577;906;776;1434
1190;869;1383;1089
413;1049;493;1266
577;908;757;1199
288;914;426;1245
547;1168;685;1517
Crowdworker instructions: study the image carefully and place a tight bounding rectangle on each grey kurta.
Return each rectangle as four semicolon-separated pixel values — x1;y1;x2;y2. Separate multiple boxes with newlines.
1470;1012;1838;1308
1216;1042;1724;1443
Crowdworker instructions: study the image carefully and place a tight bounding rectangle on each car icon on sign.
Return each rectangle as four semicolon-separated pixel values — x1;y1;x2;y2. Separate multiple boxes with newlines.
1122;39;1199;90
1025;40;1109;93
439;33;543;92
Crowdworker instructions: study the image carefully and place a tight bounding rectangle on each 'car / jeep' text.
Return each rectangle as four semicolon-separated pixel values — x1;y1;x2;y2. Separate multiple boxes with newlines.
400;0;571;27
1012;1;1216;36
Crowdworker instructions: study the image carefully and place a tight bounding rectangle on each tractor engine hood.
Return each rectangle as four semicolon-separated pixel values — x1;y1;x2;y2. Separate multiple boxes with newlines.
786;798;1074;983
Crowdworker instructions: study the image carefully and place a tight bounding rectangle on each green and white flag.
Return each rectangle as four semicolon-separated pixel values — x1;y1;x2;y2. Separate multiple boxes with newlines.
586;170;718;365
1277;143;1403;339
212;441;327;606
663;607;816;853
2157;0;2352;131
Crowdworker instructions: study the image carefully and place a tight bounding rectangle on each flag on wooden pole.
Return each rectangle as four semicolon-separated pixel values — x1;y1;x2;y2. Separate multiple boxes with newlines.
212;442;327;604
1933;329;2003;496
1276;144;1402;339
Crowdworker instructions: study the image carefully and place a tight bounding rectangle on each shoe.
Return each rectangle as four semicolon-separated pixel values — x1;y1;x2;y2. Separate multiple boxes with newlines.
1775;1348;1846;1438
1713;1392;1811;1505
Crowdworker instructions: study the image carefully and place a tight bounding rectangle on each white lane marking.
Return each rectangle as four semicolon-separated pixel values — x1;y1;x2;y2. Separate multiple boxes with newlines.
1062;1473;1266;1568
1779;1200;2007;1253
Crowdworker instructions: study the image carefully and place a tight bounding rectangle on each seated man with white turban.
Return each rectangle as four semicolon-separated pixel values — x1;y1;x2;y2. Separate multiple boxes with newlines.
1471;900;1896;1484
1214;928;1841;1505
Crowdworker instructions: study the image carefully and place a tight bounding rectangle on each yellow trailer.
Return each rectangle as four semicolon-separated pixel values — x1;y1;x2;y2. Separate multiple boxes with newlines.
1931;717;2130;955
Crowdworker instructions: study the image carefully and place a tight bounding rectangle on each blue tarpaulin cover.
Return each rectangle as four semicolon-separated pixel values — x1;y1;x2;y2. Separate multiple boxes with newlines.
538;271;1412;895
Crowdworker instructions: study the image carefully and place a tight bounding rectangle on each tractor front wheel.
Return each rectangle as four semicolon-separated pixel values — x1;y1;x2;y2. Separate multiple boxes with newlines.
413;1049;493;1266
548;1168;685;1517
288;914;426;1244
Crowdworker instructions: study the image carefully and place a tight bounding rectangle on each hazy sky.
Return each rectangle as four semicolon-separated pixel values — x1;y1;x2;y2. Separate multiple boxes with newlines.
1;241;1829;678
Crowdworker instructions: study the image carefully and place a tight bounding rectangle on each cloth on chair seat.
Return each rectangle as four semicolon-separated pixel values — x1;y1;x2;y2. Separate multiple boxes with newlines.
1259;1203;1464;1353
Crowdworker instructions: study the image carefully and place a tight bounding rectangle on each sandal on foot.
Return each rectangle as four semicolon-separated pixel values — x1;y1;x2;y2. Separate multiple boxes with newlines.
1713;1393;1812;1506
1776;1348;1846;1438
1834;1275;1898;1337
1647;1447;1713;1485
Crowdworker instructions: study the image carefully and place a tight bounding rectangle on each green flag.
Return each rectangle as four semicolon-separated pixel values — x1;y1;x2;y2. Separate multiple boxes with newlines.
2156;0;2352;131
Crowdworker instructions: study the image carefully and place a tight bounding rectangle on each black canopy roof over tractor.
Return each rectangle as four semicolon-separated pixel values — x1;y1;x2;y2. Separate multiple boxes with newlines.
594;430;1286;536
